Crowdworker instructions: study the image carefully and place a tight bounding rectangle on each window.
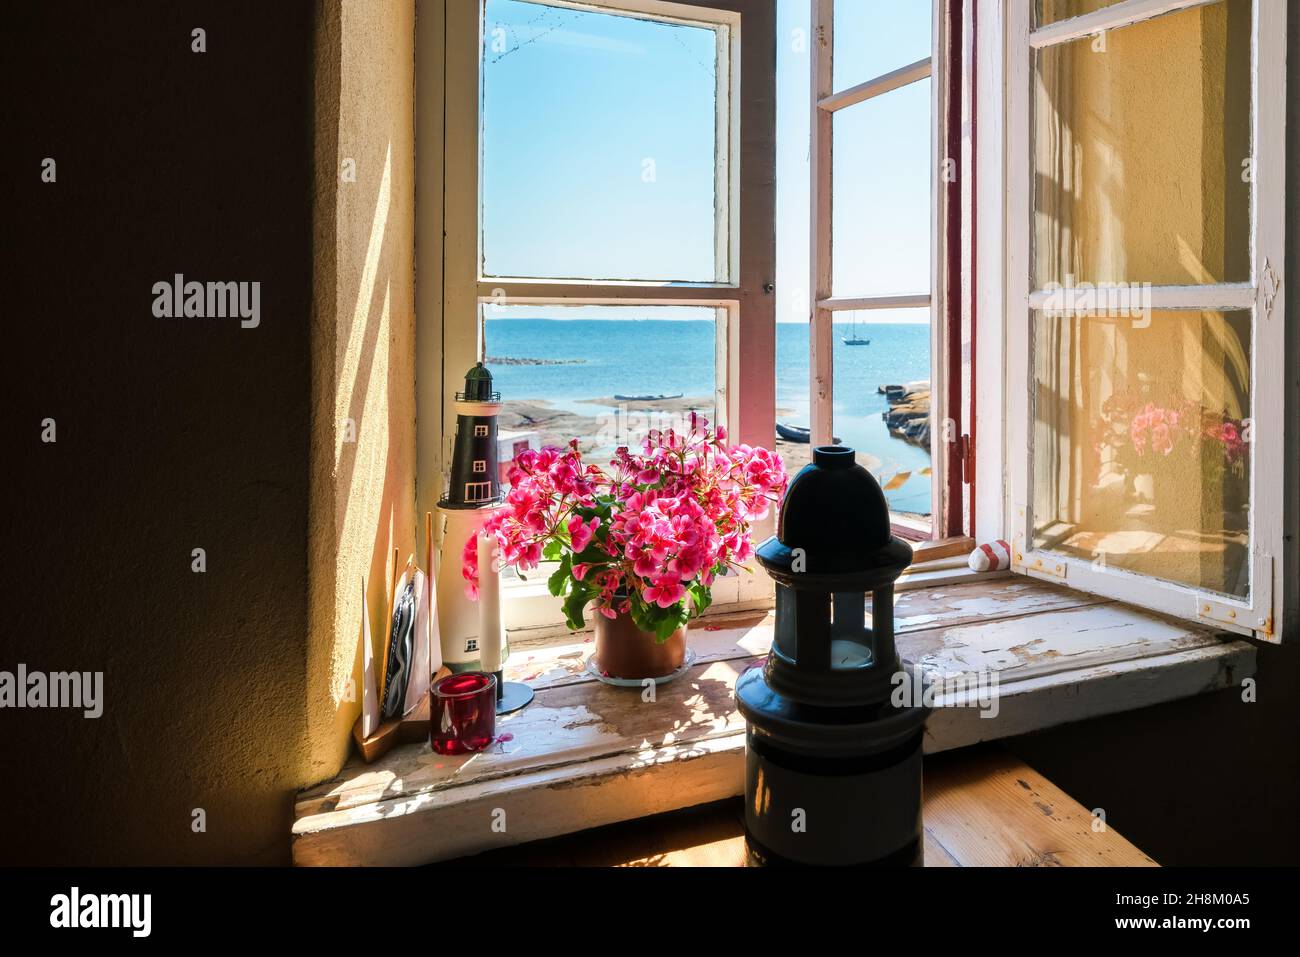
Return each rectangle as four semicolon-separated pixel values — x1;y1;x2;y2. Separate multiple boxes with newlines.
472;460;487;474
429;0;777;629
474;425;489;437
803;0;970;540
1006;0;1287;640
465;481;495;503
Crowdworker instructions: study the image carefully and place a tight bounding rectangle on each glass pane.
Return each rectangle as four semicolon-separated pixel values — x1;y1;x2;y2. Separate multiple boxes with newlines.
833;0;931;94
1031;309;1251;599
829;309;933;518
1036;0;1127;27
1033;0;1251;288
481;0;721;282
485;304;718;463
831;78;933;297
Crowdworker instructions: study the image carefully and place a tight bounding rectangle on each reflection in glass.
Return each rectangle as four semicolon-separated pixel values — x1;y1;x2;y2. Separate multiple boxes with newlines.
1031;310;1251;598
1033;0;1251;288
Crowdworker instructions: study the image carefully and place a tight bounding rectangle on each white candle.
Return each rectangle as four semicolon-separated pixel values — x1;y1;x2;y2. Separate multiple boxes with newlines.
477;532;503;673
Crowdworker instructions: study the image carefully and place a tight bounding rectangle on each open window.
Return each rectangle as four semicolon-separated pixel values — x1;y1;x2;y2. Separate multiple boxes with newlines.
804;0;972;545
1005;0;1288;641
429;0;777;631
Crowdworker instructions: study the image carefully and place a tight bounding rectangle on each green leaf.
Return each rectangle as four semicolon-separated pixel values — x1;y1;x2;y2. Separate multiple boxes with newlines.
547;555;572;597
542;539;564;562
562;585;592;631
689;583;713;617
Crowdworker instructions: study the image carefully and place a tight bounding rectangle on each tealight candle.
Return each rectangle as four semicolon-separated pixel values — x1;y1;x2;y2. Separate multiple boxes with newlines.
430;672;497;755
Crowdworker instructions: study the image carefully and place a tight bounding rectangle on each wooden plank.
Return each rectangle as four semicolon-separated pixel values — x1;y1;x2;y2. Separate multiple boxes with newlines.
922;749;1157;866
298;592;1235;815
296;655;752;819
923;641;1254;751
816;56;932;113
809;0;834;447
503;578;1107;693
293;732;747;867
427;749;1153;867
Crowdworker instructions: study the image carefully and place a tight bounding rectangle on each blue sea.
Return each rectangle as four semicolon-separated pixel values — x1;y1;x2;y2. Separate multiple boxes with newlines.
484;319;932;513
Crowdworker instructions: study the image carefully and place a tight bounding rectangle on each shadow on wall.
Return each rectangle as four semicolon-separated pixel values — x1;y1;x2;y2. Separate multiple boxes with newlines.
2;0;317;864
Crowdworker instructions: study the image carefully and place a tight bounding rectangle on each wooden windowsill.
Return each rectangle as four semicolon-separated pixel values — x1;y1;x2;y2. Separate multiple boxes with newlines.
446;747;1156;867
293;576;1254;866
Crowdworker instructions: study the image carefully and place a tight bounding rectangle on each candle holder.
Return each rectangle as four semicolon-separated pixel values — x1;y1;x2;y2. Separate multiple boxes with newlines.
477;531;535;715
431;672;497;755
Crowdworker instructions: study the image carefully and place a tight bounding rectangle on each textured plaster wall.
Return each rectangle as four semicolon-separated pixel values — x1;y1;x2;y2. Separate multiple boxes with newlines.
307;0;418;787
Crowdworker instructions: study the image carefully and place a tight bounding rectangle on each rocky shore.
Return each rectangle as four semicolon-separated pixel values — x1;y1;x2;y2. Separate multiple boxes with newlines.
880;381;931;448
486;355;586;366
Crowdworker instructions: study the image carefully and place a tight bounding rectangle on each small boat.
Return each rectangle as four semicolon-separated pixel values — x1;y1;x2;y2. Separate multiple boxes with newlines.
776;423;842;444
613;392;683;402
842;315;870;346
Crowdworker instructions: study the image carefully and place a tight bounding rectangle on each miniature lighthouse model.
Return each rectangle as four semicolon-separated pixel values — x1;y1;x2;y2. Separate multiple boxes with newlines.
435;363;506;670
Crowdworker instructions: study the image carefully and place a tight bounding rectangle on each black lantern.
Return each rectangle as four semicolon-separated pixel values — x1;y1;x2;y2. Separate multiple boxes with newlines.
735;445;929;866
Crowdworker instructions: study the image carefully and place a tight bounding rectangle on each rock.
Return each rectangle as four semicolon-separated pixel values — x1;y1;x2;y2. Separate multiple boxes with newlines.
881;382;931;449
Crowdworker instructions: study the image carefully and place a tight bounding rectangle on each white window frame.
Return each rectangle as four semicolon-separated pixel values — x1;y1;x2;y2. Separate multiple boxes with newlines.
809;0;967;540
1004;0;1288;641
424;0;778;632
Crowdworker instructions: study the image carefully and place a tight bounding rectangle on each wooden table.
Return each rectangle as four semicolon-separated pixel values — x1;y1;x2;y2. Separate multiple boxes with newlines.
448;747;1157;867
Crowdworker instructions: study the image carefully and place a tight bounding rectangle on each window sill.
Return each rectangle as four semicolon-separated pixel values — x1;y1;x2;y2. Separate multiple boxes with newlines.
293;576;1255;866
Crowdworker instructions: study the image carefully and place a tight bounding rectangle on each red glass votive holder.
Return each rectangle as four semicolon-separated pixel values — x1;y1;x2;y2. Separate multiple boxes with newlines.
431;672;497;755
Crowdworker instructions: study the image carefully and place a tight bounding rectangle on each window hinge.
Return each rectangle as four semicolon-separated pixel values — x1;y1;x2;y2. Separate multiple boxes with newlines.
957;433;975;484
1261;258;1281;319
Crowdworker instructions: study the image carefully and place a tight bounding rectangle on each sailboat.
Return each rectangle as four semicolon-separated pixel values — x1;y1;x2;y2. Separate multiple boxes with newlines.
842;314;870;346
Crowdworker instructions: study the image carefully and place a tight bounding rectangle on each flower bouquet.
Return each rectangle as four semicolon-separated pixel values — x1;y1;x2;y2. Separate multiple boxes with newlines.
462;414;786;673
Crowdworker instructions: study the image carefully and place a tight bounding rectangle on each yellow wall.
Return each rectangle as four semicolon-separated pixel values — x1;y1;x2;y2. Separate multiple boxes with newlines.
308;0;419;786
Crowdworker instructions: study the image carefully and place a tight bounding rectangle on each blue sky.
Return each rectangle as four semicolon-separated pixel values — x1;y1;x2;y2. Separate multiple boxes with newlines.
481;0;932;324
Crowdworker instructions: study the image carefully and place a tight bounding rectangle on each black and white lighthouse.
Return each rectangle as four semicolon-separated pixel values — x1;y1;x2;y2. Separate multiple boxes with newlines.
435;363;507;673
442;363;503;508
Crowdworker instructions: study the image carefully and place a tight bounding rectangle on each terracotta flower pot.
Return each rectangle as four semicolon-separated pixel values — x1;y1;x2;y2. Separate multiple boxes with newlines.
594;611;686;681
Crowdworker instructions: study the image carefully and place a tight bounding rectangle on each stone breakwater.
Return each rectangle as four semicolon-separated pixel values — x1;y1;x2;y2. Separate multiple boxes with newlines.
879;381;931;448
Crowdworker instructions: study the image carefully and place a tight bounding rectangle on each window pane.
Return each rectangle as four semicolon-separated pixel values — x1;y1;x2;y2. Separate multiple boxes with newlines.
481;0;722;282
833;0;931;93
831;309;933;518
485;304;718;463
831;79;932;297
1033;0;1251;288
1036;0;1127;27
1031;309;1251;598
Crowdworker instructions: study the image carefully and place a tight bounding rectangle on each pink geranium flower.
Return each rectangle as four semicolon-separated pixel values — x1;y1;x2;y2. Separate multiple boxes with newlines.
462;414;788;635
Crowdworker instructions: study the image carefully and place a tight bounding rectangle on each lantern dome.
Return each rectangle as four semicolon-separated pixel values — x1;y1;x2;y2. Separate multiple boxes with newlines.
457;362;500;402
758;446;912;581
